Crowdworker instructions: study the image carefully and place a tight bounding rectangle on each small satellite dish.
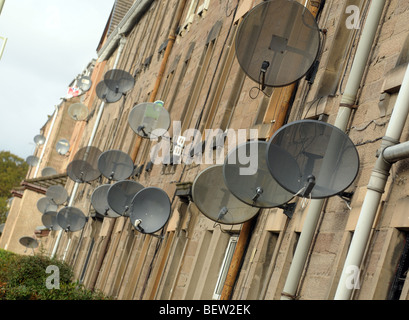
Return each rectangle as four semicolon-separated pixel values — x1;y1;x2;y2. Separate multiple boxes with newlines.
26;155;39;167
56;139;70;155
34;134;46;145
129;187;171;234
78;75;92;92
56;206;87;232
41;211;62;231
128;102;171;139
235;0;320;88
107;180;144;216
223;141;294;208
19;236;39;249
67;146;102;183
98;150;134;181
68;103;89;121
41;166;58;177
104;69;135;94
37;197;58;214
91;184;121;218
266;120;360;199
46;185;68;205
192;165;259;224
96;80;122;103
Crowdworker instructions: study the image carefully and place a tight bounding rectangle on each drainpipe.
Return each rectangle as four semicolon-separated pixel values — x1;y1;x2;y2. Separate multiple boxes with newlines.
33;104;60;178
51;36;127;259
335;61;409;300
281;0;386;300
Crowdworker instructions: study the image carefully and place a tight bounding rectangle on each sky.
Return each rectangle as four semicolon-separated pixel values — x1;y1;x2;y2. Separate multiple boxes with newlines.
0;0;115;160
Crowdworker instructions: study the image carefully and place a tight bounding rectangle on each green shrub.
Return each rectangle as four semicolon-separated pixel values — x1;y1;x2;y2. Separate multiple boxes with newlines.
0;249;109;300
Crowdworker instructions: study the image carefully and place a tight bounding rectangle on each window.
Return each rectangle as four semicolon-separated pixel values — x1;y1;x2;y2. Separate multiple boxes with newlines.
180;0;211;33
388;232;409;300
213;235;239;300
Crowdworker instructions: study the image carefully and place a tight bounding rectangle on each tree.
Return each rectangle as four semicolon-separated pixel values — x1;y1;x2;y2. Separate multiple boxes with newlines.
0;151;28;223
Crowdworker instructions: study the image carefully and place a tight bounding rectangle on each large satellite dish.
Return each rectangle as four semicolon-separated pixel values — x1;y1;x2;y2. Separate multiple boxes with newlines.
107;180;144;216
46;185;68;205
56;139;70;155
223;141;294;208
26;155;39;167
19;236;39;249
235;0;320;88
104;69;135;94
41;166;57;177
98;150;134;181
67;146;102;183
128;102;171;139
34;134;46;145
129;187;171;234
266;120;360;199
78;75;92;92
68;103;89;121
91;184;121;218
42;211;62;231
37;197;58;214
56;206;87;232
96;80;122;103
192;165;259;224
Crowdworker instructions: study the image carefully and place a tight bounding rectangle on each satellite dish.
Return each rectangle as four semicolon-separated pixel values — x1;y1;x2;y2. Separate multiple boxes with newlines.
223;141;294;208
41;166;58;177
19;236;39;249
104;69;135;94
41;211;62;231
37;197;58;214
91;184;121;218
96;80;122;103
67;146;102;183
78;75;92;92
128;102;171;139
98;150;134;181
129;187;171;234
68;103;89;121
56;206;87;232
107;180;144;216
26;155;39;167
266;120;360;199
34;134;46;145
235;0;320;88
46;185;68;205
192;165;259;224
56;139;70;155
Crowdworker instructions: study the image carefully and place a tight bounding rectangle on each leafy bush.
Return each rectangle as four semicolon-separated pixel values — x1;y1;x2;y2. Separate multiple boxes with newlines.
0;249;109;300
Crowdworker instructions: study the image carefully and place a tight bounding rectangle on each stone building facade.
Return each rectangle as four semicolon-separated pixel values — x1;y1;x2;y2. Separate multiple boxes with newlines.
2;0;409;300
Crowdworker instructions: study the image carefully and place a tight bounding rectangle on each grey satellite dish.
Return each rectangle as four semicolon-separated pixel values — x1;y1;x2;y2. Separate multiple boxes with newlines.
129;187;171;234
56;206;87;232
192;165;259;225
67;146;102;183
37;197;58;214
128;102;171;139
34;134;46;145
98;150;134;181
68;103;89;121
223;141;294;208
56;139;70;155
266;120;360;199
46;185;68;205
78;75;92;92
19;236;39;249
42;211;62;231
107;180;144;216
96;80;122;103
26;155;39;167
91;184;121;218
235;0;320;88
41;166;58;177
104;69;135;94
